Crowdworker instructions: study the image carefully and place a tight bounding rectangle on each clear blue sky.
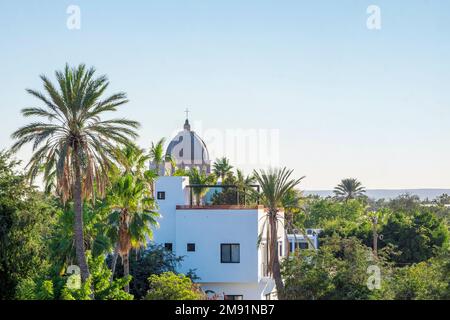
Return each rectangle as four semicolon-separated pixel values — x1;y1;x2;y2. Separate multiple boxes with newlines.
1;0;449;190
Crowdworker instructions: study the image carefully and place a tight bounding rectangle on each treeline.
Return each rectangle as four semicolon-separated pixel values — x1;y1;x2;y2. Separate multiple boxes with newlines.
282;193;450;300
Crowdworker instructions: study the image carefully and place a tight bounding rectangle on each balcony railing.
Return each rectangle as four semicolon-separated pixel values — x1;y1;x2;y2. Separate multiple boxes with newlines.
187;184;261;207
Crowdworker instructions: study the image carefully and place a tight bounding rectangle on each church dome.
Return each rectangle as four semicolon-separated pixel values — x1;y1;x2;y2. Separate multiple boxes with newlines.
165;119;211;172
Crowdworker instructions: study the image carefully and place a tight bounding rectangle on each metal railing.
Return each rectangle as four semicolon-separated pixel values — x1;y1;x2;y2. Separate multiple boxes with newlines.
186;184;260;207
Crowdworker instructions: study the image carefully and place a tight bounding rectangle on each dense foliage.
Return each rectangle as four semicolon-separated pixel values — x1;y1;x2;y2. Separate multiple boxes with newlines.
0;151;58;299
283;191;450;300
145;272;204;300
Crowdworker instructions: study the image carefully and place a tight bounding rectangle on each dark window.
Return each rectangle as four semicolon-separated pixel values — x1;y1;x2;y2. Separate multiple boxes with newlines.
164;243;173;252
299;242;309;250
187;243;196;252
221;244;240;263
294;242;309;250
157;191;166;200
224;295;243;301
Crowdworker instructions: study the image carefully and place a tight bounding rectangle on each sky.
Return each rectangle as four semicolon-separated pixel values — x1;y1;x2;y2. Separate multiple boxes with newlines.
0;0;449;190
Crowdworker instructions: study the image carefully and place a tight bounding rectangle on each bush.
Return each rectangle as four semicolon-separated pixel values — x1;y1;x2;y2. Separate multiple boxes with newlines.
145;272;204;300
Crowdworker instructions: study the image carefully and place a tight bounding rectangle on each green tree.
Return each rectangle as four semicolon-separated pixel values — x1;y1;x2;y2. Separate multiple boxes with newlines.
0;151;58;299
11;64;139;283
109;244;191;300
380;209;449;265
145;272;204;300
188;168;216;205
213;157;233;182
149;138;175;175
334;178;366;201
106;172;159;293
282;249;335;300
16;253;133;300
379;258;448;300
282;236;393;300
253;167;304;299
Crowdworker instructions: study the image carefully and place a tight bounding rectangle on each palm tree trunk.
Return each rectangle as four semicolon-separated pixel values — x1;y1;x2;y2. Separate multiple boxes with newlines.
73;153;90;284
110;244;120;283
269;211;285;299
123;252;130;293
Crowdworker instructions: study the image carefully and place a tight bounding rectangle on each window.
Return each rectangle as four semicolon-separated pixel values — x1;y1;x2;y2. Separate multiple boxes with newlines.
224;295;243;301
157;191;166;200
187;243;196;252
221;244;240;263
279;241;283;256
164;243;173;252
299;242;309;250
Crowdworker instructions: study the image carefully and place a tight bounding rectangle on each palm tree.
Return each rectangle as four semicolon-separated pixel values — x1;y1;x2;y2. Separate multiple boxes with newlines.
334;178;366;201
188;167;216;205
253;168;304;299
235;169;256;205
11;64;139;283
107;173;159;293
149;138;175;175
108;144;157;281
115;143;150;177
213;157;233;182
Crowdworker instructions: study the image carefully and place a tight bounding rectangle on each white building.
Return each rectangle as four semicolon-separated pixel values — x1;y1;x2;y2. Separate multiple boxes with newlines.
150;118;285;300
287;229;321;252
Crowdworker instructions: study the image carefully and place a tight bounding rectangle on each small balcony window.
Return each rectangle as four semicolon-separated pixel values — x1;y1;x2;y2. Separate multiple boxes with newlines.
187;243;196;252
157;191;166;200
164;243;173;252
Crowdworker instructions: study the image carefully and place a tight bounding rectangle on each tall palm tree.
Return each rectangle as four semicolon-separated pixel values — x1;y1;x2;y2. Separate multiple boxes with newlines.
11;64;139;283
188;167;216;205
149;138;175;175
334;178;366;201
213;157;233;182
108;144;157;281
253;168;304;299
107;173;159;293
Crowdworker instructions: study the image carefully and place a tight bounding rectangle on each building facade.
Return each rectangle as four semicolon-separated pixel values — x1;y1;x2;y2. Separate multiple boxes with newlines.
152;176;284;300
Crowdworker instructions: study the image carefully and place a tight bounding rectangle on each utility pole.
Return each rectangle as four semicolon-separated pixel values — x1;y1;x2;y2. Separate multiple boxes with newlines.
371;214;378;259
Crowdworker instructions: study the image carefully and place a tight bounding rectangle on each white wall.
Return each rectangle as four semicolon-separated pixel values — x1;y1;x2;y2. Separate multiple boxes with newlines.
153;176;189;250
175;208;262;283
200;282;268;300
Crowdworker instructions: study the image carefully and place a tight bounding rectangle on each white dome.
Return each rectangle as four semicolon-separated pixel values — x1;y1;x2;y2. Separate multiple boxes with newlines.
166;119;210;170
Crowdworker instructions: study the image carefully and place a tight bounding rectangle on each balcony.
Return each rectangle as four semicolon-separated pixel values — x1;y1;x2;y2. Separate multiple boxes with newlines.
185;184;261;208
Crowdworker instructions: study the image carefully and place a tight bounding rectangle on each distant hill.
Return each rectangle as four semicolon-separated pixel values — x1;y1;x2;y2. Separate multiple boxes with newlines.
304;189;450;200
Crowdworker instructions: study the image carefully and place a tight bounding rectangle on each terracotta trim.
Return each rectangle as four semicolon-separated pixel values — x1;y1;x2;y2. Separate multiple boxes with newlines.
176;205;265;210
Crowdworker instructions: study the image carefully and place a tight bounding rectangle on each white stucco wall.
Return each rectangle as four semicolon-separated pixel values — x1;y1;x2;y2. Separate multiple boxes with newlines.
175;208;261;283
200;282;271;300
153;176;190;250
